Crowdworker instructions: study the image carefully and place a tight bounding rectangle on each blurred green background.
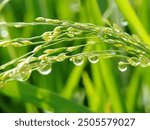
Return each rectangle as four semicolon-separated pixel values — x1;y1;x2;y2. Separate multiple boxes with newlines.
0;0;150;113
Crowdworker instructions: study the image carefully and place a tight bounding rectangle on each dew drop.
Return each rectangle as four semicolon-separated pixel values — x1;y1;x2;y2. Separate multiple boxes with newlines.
139;55;150;67
128;57;139;66
71;55;84;66
37;63;52;75
88;54;99;64
118;62;127;72
14;62;32;81
55;53;66;62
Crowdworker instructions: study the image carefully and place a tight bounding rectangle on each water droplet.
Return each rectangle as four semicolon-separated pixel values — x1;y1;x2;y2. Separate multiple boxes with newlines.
139;55;149;67
118;62;127;72
88;54;99;64
71;55;84;66
14;62;32;81
37;63;52;75
128;57;139;66
55;53;66;62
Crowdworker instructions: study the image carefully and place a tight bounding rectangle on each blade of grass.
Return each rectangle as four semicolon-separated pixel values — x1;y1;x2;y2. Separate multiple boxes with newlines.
61;45;91;98
1;81;91;113
126;69;141;112
84;0;126;112
84;0;103;25
25;103;39;113
99;60;126;112
84;0;105;112
0;0;10;12
115;0;150;44
82;72;100;112
91;62;105;112
139;0;150;34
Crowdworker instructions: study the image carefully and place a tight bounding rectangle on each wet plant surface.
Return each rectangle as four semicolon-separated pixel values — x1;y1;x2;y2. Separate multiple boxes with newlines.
0;0;150;113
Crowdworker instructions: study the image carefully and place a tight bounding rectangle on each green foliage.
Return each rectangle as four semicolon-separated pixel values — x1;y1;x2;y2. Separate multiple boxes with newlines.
0;0;150;113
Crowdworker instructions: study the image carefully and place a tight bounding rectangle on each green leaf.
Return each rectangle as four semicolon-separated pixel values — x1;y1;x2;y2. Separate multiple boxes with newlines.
1;81;91;113
115;0;150;44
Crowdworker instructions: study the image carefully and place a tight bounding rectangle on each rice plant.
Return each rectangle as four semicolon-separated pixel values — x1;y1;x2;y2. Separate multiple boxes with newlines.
0;17;150;87
0;0;150;113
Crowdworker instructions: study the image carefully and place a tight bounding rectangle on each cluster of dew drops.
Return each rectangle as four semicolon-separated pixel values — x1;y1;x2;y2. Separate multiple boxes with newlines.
13;51;150;82
118;55;150;72
2;17;150;83
12;53;100;82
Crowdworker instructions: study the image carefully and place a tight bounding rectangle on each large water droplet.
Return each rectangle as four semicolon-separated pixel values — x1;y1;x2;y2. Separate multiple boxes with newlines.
71;55;84;66
118;62;127;72
37;63;52;75
14;62;32;81
128;57;139;66
55;53;66;62
88;54;99;64
139;55;149;67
